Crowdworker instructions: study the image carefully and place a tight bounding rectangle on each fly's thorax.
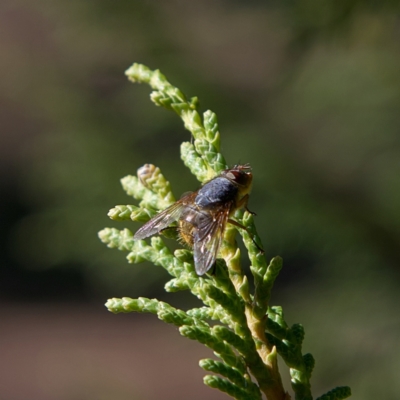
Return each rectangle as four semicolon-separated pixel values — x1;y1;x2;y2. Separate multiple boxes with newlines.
194;177;238;209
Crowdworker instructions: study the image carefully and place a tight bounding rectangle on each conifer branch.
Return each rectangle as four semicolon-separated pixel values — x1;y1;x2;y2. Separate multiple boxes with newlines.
99;63;351;400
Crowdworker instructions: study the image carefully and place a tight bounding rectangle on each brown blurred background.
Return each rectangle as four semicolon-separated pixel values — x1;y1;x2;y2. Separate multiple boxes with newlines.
1;1;400;399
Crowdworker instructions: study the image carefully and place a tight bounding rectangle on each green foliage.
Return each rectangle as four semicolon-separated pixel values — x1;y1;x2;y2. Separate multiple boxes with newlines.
99;63;351;400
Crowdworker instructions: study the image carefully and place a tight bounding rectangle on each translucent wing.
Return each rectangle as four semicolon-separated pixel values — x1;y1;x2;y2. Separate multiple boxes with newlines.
192;206;231;275
134;193;195;240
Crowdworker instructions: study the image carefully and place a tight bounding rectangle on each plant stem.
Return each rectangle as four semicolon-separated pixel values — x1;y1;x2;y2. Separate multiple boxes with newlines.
221;222;288;400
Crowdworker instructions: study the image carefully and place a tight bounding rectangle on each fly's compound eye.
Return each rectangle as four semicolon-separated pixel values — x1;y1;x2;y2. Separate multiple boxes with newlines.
224;169;252;186
225;171;237;181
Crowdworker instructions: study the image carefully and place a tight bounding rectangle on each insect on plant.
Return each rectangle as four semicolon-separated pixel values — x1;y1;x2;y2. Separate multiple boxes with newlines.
99;63;351;400
134;163;262;275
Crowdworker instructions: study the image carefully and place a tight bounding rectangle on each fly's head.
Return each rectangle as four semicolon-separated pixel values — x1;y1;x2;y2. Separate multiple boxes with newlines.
221;164;253;197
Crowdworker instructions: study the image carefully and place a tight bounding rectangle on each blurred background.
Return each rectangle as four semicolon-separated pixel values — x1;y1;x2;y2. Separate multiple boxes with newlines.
1;0;400;399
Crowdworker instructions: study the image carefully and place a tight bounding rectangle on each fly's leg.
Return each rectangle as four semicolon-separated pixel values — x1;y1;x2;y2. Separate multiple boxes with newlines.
227;218;264;254
245;206;257;216
206;262;217;276
237;194;257;216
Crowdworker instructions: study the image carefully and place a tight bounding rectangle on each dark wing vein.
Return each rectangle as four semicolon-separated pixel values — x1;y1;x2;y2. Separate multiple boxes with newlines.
133;194;196;240
193;206;231;275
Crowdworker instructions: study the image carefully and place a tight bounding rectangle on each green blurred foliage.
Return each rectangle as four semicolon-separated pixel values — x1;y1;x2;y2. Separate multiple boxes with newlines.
1;0;400;398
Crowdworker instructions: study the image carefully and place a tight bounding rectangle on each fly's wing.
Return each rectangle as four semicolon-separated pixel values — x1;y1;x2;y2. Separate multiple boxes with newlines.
133;192;197;240
192;206;231;275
